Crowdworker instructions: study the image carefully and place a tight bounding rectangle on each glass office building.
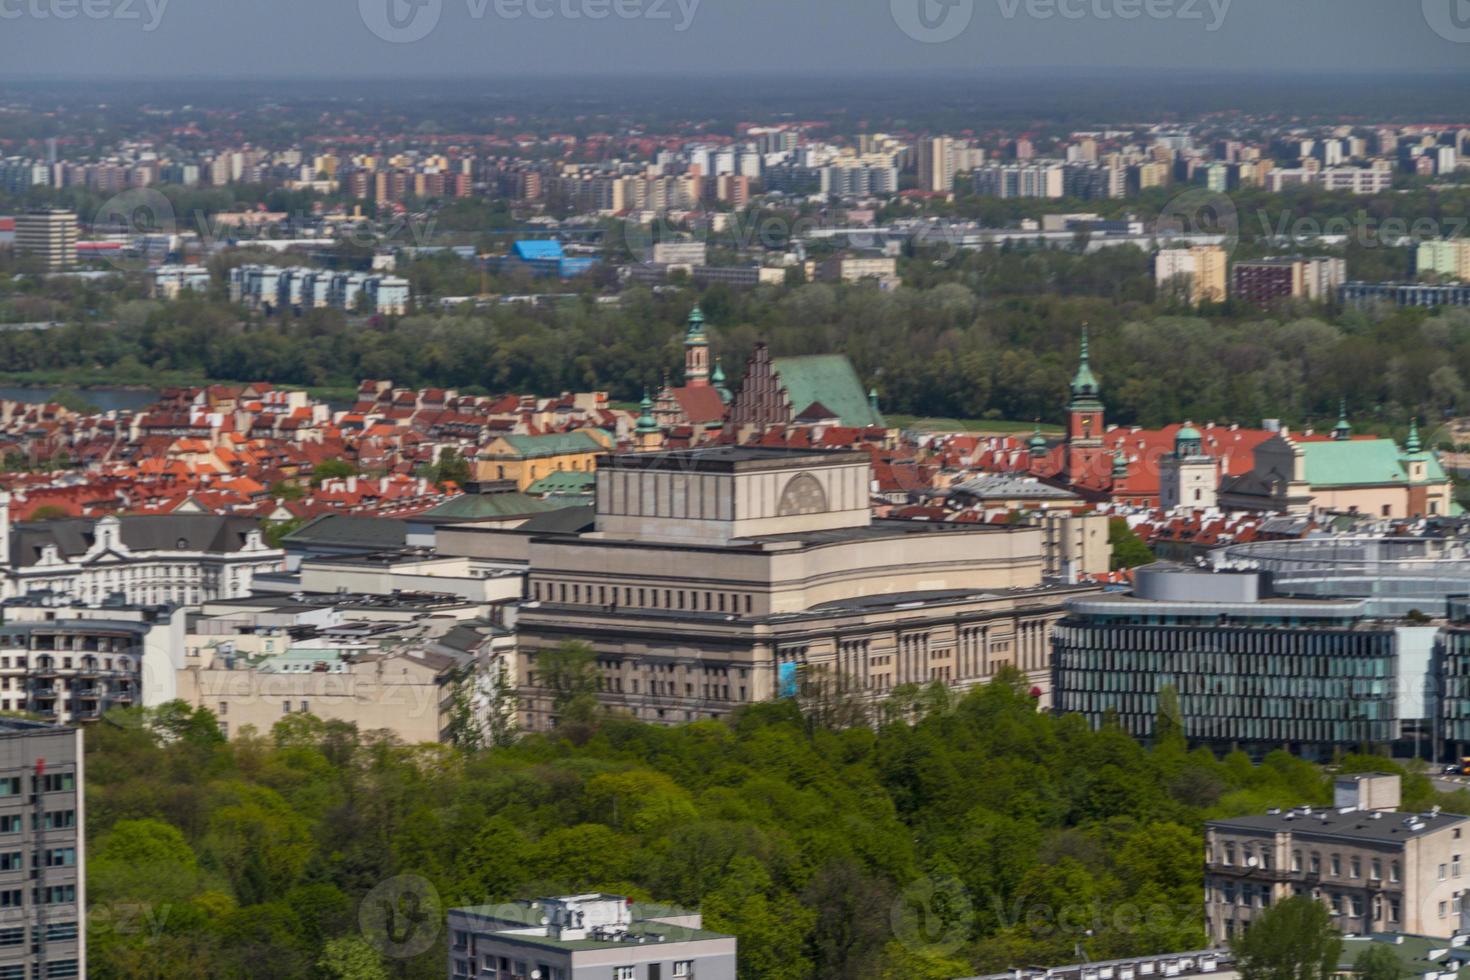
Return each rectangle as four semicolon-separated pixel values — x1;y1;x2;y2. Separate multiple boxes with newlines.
1053;564;1421;759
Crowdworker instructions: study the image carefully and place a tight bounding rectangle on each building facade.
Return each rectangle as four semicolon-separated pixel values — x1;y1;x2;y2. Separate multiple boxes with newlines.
447;894;736;980
1052;564;1416;759
2;509;284;607
1206;774;1468;943
0;720;84;980
514;447;1097;730
14;211;75;273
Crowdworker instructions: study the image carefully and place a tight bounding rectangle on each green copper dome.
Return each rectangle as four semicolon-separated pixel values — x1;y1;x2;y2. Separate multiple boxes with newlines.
684;305;707;345
636;389;657;433
1028;423;1048;452
1176;425;1202;443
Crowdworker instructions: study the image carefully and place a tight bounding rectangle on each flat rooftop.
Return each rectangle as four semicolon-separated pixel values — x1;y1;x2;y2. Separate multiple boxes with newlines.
1210;807;1469;843
598;446;868;474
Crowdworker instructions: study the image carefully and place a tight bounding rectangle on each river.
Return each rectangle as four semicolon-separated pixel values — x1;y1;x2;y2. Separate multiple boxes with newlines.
0;386;161;413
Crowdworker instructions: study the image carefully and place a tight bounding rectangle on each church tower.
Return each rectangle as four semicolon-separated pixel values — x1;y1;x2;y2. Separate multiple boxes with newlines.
1065;326;1106;483
635;390;664;452
1159;424;1217;511
684;305;710;387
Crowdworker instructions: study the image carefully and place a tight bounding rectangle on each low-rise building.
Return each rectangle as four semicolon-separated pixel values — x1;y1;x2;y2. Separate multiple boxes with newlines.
446;894;736;980
1206;774;1468;942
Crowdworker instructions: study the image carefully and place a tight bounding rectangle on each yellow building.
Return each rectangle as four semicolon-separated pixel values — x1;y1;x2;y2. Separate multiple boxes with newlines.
475;431;611;491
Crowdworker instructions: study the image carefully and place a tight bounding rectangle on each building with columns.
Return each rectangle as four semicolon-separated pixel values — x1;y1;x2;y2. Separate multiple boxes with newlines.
512;446;1098;731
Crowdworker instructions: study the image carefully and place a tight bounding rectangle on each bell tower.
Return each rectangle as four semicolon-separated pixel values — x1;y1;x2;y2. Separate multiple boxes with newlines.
684;305;710;387
1066;326;1105;482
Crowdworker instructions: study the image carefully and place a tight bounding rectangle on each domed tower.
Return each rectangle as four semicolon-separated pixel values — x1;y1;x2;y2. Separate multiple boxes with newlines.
684;305;710;388
711;359;732;406
1160;423;1216;511
635;389;664;452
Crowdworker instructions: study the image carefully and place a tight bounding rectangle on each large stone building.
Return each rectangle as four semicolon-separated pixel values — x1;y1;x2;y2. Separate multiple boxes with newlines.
1220;418;1453;519
512;446;1097;731
0;504;284;606
1206;774;1468;943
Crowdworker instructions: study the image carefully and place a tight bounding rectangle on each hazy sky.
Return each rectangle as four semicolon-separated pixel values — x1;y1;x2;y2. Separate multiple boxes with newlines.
0;0;1466;78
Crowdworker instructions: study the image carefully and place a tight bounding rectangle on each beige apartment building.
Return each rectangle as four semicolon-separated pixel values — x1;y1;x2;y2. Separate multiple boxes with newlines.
1206;774;1470;943
513;447;1098;730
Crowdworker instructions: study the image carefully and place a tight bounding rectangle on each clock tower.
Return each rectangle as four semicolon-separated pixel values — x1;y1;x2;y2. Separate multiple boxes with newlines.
1066;326;1106;484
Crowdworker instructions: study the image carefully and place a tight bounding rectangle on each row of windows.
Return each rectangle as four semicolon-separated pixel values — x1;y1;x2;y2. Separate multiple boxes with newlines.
0;773;74;797
0;921;77;946
1055;687;1393;720
0;811;77;834
534;580;757;616
1057;704;1396;744
1055;639;1393;676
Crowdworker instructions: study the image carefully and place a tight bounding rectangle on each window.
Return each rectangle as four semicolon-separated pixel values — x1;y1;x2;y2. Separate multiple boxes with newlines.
1350;857;1360;879
1441;863;1449;881
0;778;17;797
0;853;19;872
1441;901;1449;919
674;962;693;978
300;701;309;714
616;969;636;980
42;848;75;868
1331;854;1342;877
0;928;18;947
1371;859;1382;881
282;701;291;715
36;884;76;904
0;816;20;834
33;810;75;831
0;890;21;908
1456;855;1463;877
1309;852;1321;874
1391;861;1401;883
36;772;73;794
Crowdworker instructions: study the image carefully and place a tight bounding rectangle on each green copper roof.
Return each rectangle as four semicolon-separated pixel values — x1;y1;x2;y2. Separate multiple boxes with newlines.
685;305;707;345
525;470;597;495
419;492;562;520
1333;399;1352;440
711;359;726;385
1298;437;1446;488
493;431;607;458
1176;425;1202;442
636;389;657;433
1029;423;1049;451
1069;326;1102;408
1405;417;1423;455
770;354;885;428
1112;450;1129;479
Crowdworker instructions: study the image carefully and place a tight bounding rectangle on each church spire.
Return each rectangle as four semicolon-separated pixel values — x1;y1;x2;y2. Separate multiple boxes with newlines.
1406;417;1422;454
1069;324;1102;410
636;389;657;433
1333;399;1352;441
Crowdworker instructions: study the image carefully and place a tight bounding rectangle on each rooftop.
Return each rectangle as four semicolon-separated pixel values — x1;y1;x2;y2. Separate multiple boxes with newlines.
599;445;868;474
1210;806;1469;843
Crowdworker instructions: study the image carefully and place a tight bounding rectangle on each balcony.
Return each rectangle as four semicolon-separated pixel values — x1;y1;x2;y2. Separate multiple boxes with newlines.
1206;863;1292;882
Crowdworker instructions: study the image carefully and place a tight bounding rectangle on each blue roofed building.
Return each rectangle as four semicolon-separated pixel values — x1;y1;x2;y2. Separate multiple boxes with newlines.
502;240;599;279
